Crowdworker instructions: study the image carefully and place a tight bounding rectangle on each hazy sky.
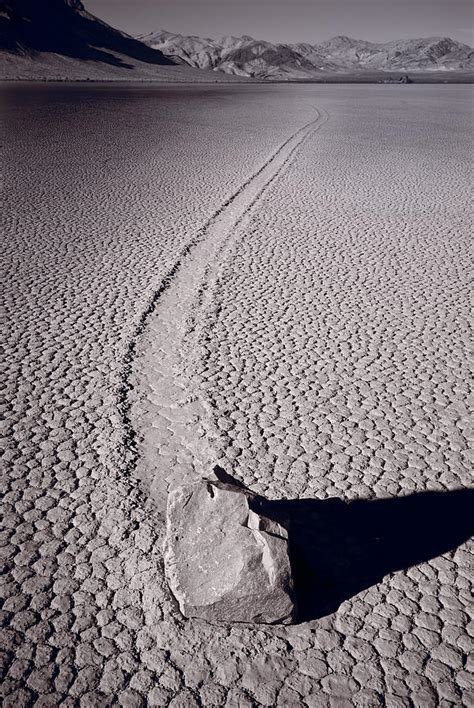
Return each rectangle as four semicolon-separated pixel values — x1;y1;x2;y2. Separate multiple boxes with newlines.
86;0;473;44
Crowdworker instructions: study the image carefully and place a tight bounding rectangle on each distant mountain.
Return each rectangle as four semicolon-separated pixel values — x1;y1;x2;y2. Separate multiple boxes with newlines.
317;35;474;72
0;0;246;81
138;30;474;79
137;30;340;79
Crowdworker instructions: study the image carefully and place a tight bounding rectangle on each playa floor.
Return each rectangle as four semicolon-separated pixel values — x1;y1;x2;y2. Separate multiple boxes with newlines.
2;83;473;706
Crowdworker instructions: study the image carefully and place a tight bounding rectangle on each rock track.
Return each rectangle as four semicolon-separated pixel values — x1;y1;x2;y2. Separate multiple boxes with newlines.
130;105;329;508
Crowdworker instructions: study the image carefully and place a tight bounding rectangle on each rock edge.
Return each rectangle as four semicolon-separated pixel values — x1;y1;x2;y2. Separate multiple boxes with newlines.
163;474;296;624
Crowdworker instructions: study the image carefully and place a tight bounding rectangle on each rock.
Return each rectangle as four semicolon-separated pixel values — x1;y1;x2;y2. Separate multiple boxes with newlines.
163;473;296;624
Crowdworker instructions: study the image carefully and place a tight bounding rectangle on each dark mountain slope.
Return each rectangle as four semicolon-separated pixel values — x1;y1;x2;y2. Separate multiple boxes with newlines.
0;0;173;69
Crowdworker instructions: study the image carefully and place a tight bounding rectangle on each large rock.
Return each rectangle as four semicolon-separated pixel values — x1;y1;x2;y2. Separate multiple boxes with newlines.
164;474;296;624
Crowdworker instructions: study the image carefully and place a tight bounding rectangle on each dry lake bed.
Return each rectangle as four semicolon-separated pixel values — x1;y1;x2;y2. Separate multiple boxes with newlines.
2;83;473;706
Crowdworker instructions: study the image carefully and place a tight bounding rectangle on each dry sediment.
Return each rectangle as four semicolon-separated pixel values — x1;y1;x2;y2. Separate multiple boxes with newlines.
133;86;473;705
2;84;473;705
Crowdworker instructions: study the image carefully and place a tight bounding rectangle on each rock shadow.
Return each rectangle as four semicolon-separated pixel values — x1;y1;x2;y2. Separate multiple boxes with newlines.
245;480;474;623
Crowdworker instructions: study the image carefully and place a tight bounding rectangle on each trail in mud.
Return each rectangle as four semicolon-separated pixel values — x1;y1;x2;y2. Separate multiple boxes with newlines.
128;106;329;510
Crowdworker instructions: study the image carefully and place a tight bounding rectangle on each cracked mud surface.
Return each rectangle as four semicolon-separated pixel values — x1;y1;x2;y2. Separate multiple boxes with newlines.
2;83;473;706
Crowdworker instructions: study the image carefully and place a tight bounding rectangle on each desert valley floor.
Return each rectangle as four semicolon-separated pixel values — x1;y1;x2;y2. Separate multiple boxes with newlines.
2;83;473;706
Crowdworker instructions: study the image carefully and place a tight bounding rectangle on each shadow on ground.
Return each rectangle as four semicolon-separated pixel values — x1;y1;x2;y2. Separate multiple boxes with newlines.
243;478;474;622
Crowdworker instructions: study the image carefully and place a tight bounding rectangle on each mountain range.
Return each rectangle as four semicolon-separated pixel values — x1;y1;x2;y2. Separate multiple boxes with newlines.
0;0;472;81
138;30;474;80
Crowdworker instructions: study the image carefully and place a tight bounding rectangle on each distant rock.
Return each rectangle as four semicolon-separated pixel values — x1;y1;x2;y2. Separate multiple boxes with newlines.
382;74;413;84
139;30;474;80
164;473;296;624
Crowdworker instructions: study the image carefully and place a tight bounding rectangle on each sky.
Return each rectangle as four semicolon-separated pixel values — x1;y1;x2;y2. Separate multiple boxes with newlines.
86;0;474;45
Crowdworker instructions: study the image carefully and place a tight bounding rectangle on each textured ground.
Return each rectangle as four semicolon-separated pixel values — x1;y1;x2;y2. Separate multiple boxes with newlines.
2;84;473;706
